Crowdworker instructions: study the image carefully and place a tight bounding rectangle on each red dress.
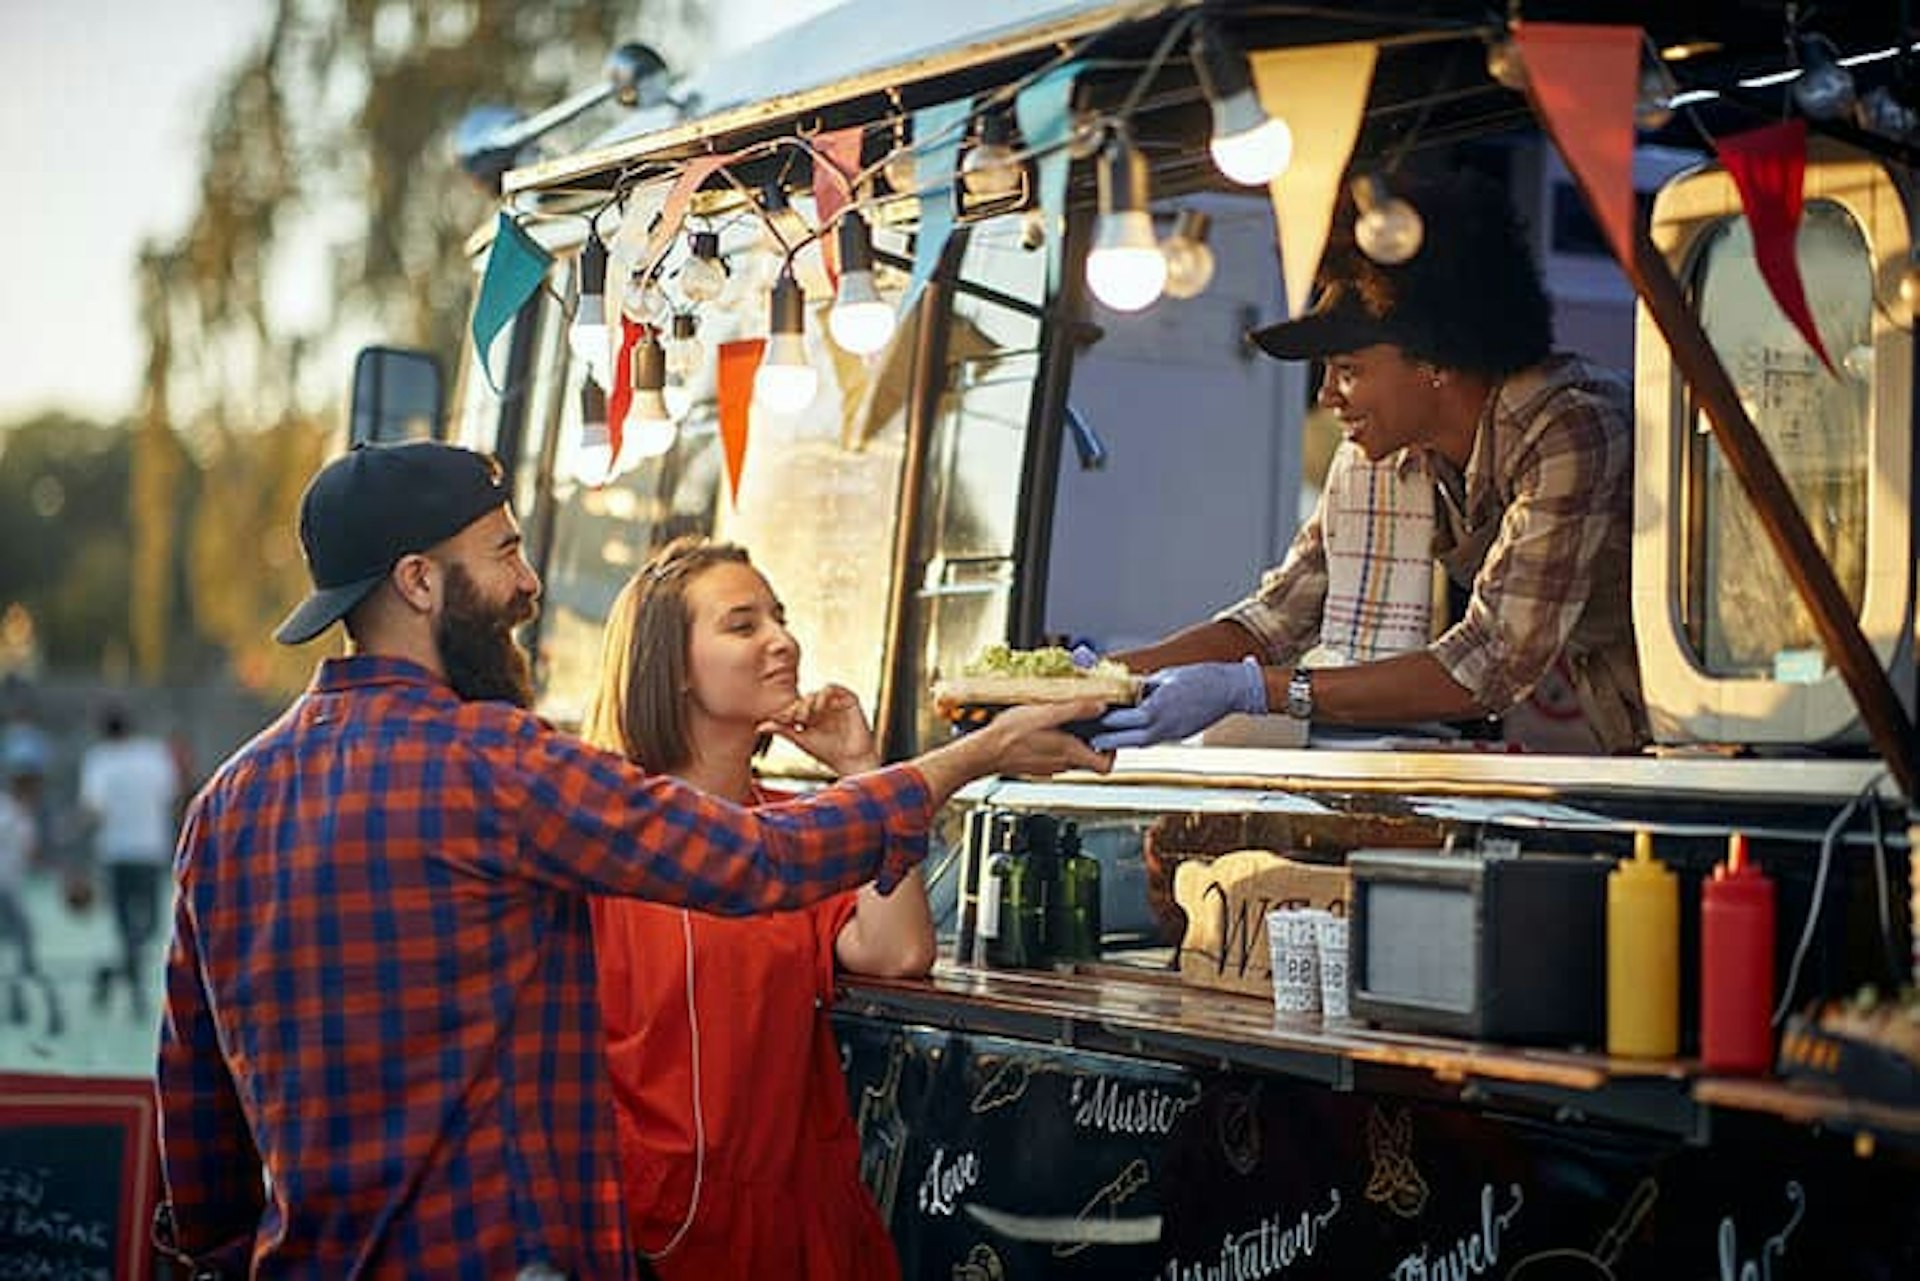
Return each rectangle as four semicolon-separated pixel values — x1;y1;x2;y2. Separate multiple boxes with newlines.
591;788;901;1281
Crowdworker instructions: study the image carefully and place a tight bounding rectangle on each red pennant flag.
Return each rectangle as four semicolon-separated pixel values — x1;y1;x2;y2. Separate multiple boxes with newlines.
603;317;645;468
1516;23;1641;272
716;339;765;504
1714;120;1836;375
811;127;865;284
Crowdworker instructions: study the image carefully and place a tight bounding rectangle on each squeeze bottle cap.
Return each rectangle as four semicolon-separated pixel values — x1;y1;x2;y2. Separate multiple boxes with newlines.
1616;830;1674;883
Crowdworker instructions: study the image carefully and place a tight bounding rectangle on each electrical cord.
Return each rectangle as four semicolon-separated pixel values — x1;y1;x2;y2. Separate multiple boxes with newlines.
1772;770;1888;1026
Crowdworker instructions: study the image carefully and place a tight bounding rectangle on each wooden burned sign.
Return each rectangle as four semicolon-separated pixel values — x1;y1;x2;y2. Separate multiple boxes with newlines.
1173;850;1352;997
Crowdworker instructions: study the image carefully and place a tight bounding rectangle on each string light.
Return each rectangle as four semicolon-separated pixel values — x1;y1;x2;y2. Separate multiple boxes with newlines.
622;272;670;325
960;108;1023;199
827;212;897;355
627;331;679;459
1086;137;1166;312
1352;173;1424;266
1485;36;1527;91
1192;19;1292;185
677;230;728;303
1635;57;1679;131
572;377;613;483
883;118;918;195
1161;209;1216;300
664;312;706;380
569;231;610;374
1791;32;1857;121
754;269;818;413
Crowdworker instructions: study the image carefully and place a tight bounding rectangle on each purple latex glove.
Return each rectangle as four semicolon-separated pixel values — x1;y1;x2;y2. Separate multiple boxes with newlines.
1068;643;1101;670
1089;658;1268;751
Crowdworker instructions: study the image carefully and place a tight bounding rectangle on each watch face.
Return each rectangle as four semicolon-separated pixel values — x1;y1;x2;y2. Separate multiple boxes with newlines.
1286;671;1313;720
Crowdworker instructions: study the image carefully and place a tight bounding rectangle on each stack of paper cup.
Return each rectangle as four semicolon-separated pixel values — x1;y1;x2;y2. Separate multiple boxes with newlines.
1266;908;1324;1018
1315;912;1351;1023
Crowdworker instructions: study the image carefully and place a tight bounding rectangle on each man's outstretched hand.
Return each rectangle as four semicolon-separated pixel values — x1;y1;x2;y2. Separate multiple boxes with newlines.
1090;659;1267;751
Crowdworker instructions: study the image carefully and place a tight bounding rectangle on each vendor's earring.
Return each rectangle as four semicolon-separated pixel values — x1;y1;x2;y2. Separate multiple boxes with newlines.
1428;372;1444;389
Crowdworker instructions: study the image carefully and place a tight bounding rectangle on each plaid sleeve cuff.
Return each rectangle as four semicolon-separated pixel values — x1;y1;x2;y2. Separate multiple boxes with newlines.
1430;617;1510;713
1216;596;1318;665
867;764;933;894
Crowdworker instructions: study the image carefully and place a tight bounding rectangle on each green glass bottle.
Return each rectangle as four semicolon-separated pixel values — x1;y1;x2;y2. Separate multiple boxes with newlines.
1051;820;1102;963
985;815;1046;969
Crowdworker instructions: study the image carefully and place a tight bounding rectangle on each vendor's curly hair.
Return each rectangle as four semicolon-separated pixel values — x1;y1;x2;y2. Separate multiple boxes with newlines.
1323;169;1554;377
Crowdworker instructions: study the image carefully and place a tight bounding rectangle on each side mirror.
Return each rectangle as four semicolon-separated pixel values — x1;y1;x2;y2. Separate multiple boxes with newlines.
349;346;444;446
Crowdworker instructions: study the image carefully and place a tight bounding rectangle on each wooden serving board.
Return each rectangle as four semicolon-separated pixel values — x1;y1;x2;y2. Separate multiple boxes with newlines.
932;672;1142;707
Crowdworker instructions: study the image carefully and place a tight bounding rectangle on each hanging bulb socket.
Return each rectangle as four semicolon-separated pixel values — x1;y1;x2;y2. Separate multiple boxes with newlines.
1485;36;1528;91
1192;19;1292;185
664;311;706;380
829;212;898;355
755;269;819;412
570;231;612;371
632;332;670;411
1351;173;1425;266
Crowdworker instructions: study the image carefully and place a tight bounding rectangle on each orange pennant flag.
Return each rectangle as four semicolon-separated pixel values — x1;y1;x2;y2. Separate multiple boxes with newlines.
716;339;766;505
1248;43;1379;319
1516;23;1641;270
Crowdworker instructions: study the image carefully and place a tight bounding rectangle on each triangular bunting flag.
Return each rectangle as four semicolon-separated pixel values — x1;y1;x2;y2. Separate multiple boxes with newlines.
1516;23;1641;272
811;126;866;283
639;153;743;282
603;316;645;469
1249;43;1379;318
716;338;766;505
472;213;552;393
901;100;972;318
1014;62;1083;294
1715;120;1837;375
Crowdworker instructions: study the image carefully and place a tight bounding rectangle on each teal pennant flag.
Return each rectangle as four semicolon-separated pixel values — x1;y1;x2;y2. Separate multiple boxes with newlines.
1014;62;1082;294
472;212;552;393
901;99;972;319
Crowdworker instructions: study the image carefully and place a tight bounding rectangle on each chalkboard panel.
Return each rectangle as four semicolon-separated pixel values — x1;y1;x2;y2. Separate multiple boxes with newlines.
0;1073;158;1281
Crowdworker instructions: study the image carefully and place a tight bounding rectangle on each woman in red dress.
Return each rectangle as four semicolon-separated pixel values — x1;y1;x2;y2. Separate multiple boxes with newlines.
583;537;933;1280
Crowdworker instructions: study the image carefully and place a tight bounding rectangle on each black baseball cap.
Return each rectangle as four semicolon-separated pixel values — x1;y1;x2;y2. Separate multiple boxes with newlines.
1248;279;1433;361
275;442;511;645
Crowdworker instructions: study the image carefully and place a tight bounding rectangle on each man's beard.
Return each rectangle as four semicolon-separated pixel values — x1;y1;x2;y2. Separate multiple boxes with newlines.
435;563;538;708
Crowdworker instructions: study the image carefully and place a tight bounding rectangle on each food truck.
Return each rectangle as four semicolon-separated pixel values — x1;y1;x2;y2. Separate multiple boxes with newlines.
342;1;1920;1274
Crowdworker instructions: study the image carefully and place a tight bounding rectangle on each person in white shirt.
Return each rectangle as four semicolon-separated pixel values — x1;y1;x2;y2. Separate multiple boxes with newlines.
1;742;60;1033
78;704;182;1016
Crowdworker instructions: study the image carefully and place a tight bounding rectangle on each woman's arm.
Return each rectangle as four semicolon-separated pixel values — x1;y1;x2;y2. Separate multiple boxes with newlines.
834;868;936;977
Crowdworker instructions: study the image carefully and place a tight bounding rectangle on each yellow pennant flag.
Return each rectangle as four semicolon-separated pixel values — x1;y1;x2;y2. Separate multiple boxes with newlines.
1249;42;1379;319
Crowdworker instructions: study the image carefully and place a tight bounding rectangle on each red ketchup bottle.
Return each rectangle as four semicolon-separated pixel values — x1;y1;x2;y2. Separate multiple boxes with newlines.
1700;832;1776;1074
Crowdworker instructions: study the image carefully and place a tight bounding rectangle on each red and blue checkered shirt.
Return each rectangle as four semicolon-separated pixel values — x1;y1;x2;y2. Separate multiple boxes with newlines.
156;655;932;1278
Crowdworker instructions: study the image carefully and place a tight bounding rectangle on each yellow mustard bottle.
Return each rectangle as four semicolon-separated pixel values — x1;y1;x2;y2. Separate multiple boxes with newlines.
1607;831;1680;1058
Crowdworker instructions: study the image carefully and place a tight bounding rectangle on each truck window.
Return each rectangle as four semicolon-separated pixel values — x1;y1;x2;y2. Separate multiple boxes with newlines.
1683;199;1872;679
897;214;1050;755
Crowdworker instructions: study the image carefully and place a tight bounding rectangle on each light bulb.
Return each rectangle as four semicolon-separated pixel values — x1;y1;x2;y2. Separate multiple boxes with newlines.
1086;140;1166;312
960;111;1023;199
1485;37;1527;91
1791;34;1856;121
1192;22;1291;185
664;312;705;379
883;119;918;195
678;230;728;303
753;271;818;413
621;273;669;325
1161;209;1216;300
1067;111;1106;161
630;332;671;427
625;415;679;460
1351;174;1424;265
827;214;897;355
573;378;613;484
569;233;610;373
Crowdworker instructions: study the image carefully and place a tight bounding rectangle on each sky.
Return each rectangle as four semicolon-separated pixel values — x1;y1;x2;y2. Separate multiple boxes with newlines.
0;0;838;426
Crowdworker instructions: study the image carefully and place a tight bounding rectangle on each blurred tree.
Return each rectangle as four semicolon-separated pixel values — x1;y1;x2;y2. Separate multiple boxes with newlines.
0;415;138;671
138;0;700;694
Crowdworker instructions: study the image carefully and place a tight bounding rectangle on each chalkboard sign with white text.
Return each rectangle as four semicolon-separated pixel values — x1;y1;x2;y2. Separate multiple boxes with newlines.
0;1073;157;1281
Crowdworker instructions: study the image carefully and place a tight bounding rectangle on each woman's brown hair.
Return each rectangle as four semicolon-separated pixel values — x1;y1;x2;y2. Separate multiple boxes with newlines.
580;536;754;771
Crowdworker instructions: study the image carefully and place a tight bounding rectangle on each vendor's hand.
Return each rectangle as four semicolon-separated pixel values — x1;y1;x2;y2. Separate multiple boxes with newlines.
759;684;880;775
1089;658;1267;751
975;699;1114;778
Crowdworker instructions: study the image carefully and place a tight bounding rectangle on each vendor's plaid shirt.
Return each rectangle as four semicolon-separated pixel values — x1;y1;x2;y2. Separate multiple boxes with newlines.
156;656;931;1279
1222;355;1646;750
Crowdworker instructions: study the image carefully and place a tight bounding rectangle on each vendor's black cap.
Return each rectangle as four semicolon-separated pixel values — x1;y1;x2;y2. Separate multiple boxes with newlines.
1248;279;1432;361
275;442;510;645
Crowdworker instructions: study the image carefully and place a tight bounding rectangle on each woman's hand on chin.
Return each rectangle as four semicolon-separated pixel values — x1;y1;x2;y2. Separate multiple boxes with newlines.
758;683;881;775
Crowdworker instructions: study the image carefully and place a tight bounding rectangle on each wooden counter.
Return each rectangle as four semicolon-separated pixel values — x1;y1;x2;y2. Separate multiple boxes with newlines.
839;961;1920;1153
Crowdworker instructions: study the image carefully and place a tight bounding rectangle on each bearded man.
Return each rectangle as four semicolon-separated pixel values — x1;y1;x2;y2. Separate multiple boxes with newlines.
154;441;1107;1279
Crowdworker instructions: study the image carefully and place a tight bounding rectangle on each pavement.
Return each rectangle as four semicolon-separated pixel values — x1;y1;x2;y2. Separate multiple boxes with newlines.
1;866;165;1080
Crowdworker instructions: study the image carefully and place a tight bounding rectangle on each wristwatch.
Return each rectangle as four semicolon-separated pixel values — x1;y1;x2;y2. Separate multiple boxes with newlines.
1283;667;1315;721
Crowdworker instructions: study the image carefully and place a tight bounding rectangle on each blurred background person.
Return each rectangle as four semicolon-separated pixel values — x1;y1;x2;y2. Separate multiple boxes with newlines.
1;734;62;1034
584;537;931;1281
79;702;182;1017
